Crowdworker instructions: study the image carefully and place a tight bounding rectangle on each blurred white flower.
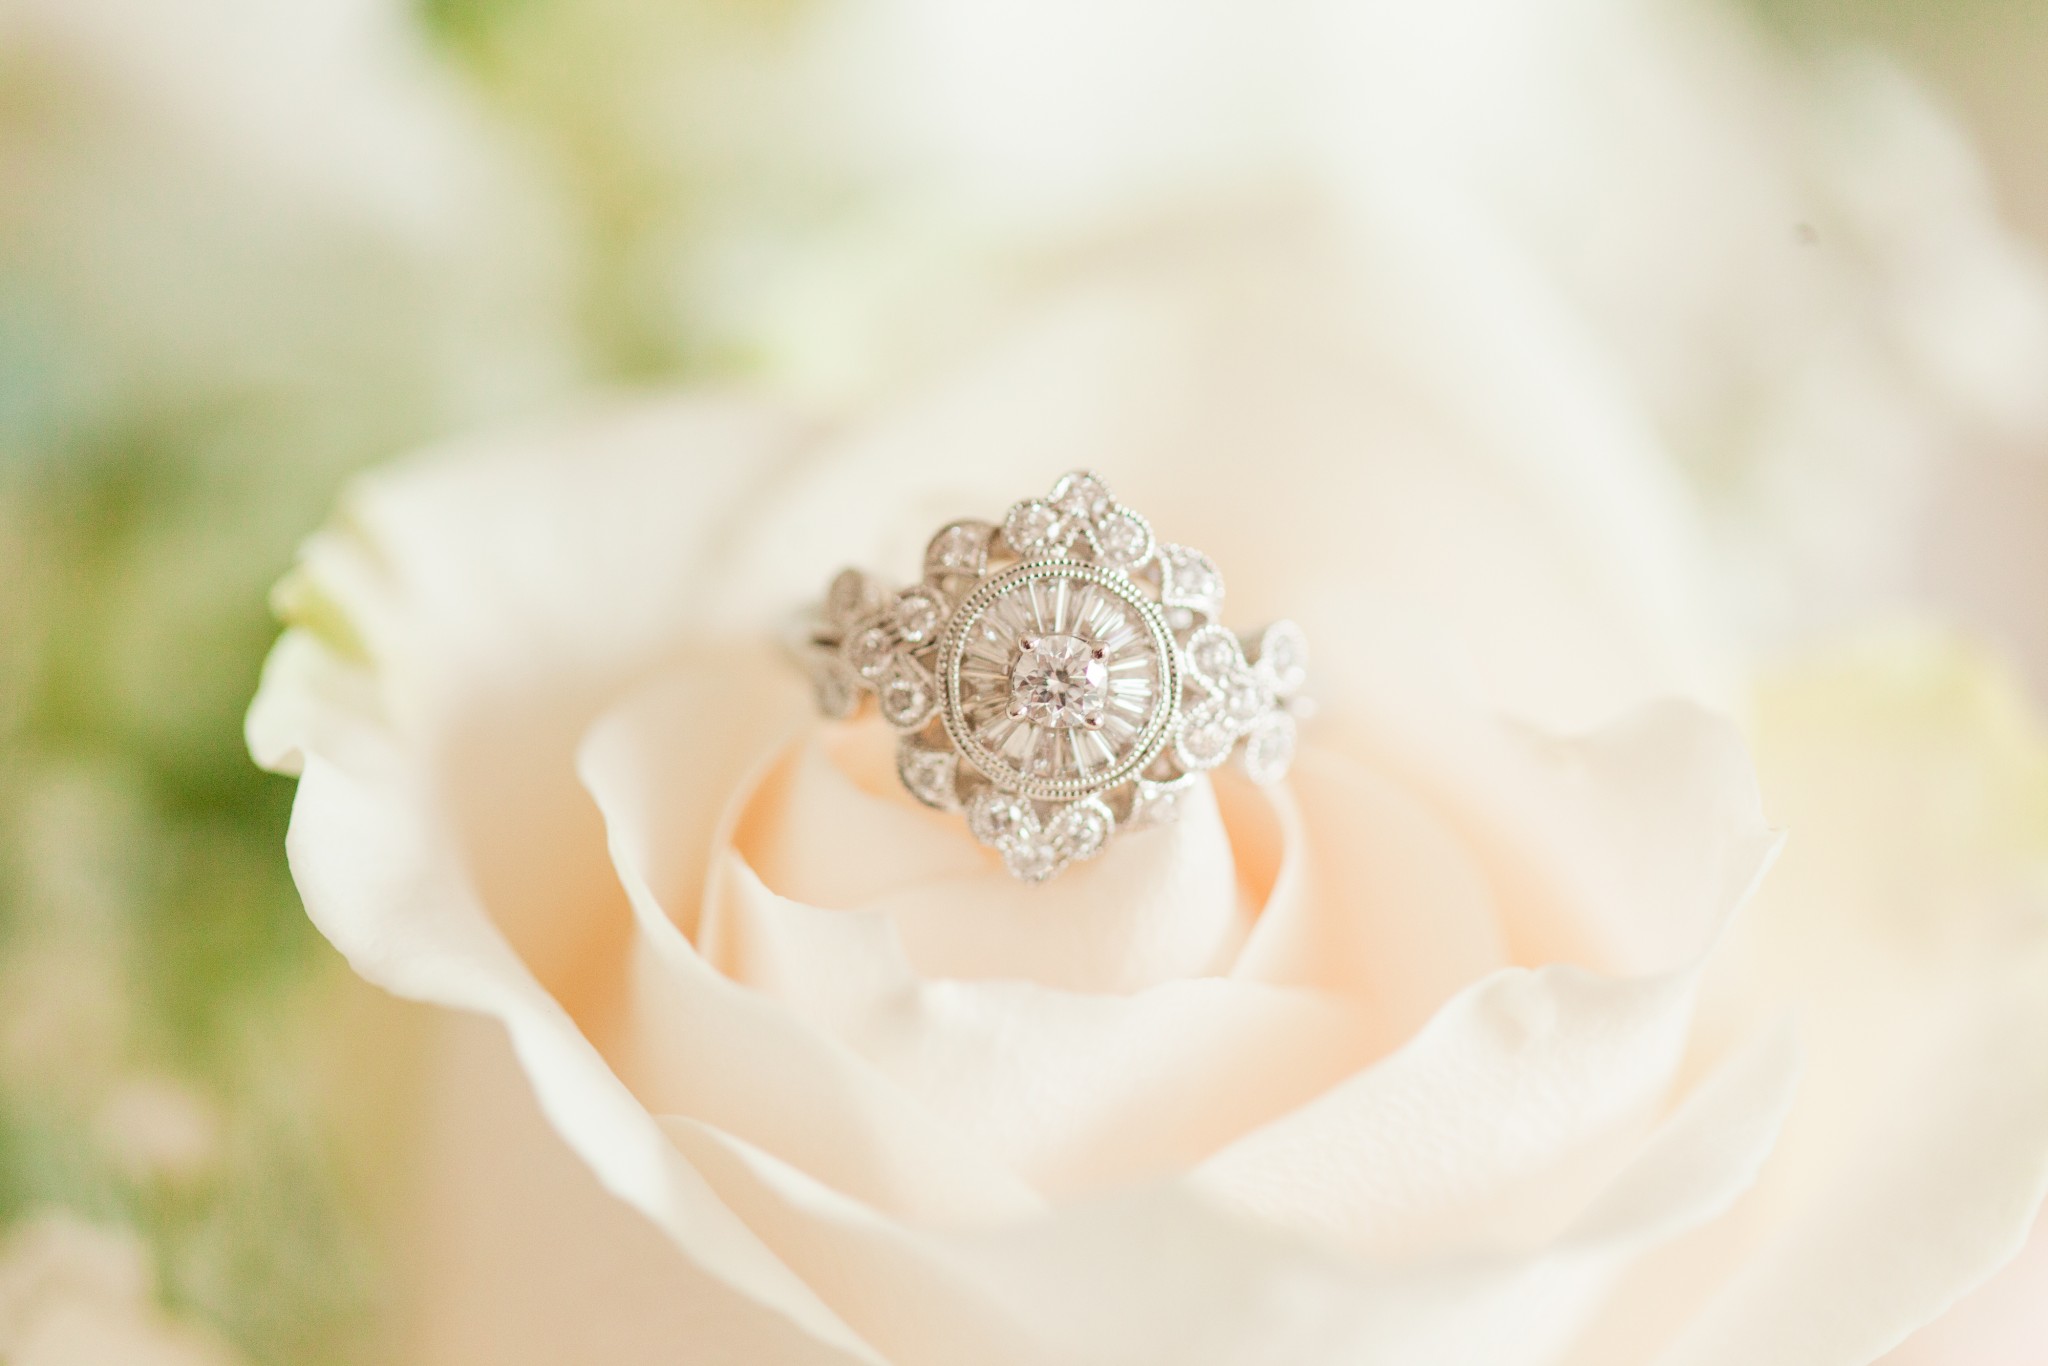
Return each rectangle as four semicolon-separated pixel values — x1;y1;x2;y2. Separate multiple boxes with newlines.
0;1216;242;1366
95;1076;223;1187
0;0;572;443
630;0;2048;657
0;0;578;762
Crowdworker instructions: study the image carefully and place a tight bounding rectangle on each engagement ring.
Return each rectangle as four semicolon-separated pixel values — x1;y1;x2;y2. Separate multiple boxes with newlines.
792;472;1307;882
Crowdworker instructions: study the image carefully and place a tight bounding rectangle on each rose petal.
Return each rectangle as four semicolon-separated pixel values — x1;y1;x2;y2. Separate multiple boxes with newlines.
1194;959;1730;1261
589;666;1379;1195
278;750;882;1362
1589;639;2048;1366
635;1017;1797;1366
1231;747;1509;1038
728;725;1247;992
1650;976;2048;1366
256;398;816;989
706;851;1377;1195
1325;653;1780;975
578;660;1043;1224
1880;1212;2048;1365
250;405;893;1361
1195;699;1780;1258
404;1013;868;1366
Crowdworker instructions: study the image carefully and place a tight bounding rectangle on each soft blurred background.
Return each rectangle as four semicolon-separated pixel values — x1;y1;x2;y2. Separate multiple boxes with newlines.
0;0;2042;1360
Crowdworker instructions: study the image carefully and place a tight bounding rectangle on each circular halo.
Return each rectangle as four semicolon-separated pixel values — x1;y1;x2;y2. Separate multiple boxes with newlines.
939;560;1180;802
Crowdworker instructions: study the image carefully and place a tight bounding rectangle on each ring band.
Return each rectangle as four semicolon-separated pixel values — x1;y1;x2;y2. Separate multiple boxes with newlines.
792;471;1307;882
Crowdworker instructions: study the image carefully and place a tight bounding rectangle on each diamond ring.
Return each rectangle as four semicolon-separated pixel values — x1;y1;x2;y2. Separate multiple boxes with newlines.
792;472;1308;883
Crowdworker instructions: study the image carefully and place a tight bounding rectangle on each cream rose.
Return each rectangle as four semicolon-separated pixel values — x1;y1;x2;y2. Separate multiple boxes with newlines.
240;1;2048;1355
249;214;2048;1361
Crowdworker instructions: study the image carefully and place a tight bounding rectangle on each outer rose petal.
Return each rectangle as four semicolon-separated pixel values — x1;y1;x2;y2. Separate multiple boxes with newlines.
1565;634;2048;1365
1231;747;1510;1036
251;405;895;1359
1880;1213;2048;1366
632;1019;1796;1366
248;394;2046;1362
405;1013;865;1366
247;383;1784;1362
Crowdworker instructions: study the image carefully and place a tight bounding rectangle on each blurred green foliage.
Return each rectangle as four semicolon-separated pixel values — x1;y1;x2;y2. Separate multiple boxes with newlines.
0;0;815;1353
0;414;384;1364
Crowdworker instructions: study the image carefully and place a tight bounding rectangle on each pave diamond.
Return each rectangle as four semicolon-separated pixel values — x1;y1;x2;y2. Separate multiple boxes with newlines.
1164;546;1220;599
1092;509;1152;568
893;588;944;644
1241;713;1297;785
966;788;1032;845
1160;543;1224;627
878;657;936;729
845;622;894;678
1191;632;1240;678
1178;716;1235;768
964;789;1115;882
925;520;994;579
1174;622;1293;774
1003;501;1063;556
1053;473;1112;521
897;742;960;810
1255;620;1309;696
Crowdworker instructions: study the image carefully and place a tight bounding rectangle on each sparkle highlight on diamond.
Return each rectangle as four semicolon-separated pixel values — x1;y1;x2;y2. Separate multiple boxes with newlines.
1008;634;1110;730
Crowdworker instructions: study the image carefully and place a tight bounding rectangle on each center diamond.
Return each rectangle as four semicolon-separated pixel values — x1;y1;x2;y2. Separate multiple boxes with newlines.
1008;635;1109;729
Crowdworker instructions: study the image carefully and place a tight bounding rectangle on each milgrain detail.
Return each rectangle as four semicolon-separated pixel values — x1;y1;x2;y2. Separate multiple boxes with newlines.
939;560;1181;804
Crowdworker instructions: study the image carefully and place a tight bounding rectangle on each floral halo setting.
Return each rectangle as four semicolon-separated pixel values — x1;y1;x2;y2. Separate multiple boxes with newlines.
794;471;1308;881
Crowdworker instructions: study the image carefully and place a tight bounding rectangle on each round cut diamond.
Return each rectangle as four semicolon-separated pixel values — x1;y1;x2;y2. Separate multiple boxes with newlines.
1054;474;1111;521
845;623;893;677
1003;501;1063;555
926;520;992;577
1009;635;1109;729
893;588;943;643
1162;544;1224;615
1190;632;1240;679
1257;620;1309;694
878;659;934;728
1093;509;1150;567
1242;714;1297;786
1227;680;1266;721
1178;717;1235;768
898;743;959;810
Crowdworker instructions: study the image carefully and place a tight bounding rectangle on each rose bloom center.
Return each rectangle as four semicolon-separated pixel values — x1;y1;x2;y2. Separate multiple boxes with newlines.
1009;634;1109;729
